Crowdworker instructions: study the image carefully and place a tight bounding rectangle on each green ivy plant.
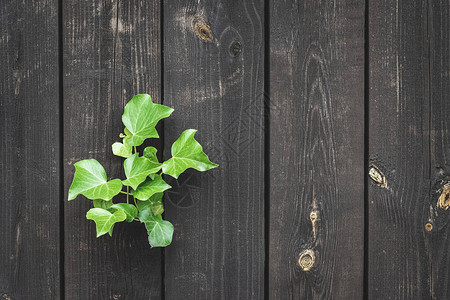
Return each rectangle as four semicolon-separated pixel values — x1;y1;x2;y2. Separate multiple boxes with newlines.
68;94;218;247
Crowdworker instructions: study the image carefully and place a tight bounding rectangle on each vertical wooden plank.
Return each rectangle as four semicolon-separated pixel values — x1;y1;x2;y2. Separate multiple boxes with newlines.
429;1;450;299
163;0;265;298
0;0;60;299
63;1;162;298
368;0;431;298
269;0;365;299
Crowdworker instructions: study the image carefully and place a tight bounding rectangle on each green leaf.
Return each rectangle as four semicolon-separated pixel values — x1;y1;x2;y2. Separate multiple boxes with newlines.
131;174;171;200
122;94;174;146
111;203;138;222
93;199;113;209
68;159;122;201
108;225;115;236
112;142;132;158
138;208;174;247
143;146;159;164
136;193;164;215
149;193;164;215
162;129;218;179
122;154;162;189
86;208;127;237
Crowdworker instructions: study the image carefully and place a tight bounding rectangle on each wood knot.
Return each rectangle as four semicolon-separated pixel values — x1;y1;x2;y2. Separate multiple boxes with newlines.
298;250;315;271
230;41;241;56
438;183;450;210
369;164;386;188
425;222;433;232
193;22;212;41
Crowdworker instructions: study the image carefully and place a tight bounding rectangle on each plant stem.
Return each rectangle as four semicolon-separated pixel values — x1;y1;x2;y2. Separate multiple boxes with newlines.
133;196;137;207
126;186;129;204
120;191;132;195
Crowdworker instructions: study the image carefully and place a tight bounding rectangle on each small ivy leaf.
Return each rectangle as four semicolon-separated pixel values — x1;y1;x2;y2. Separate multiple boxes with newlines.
149;193;164;215
122;94;174;146
86;208;127;237
111;203;138;222
162;129;218;179
92;197;118;237
138;208;174;247
143;146;159;164
112;142;132;158
136;193;164;215
93;199;113;209
136;199;151;212
68;159;122;201
122;154;162;190
131;174;171;200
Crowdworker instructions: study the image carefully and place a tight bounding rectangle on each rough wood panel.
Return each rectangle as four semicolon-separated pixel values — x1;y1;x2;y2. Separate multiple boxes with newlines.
163;0;265;298
269;0;365;299
368;0;432;298
0;0;60;299
63;1;162;298
429;1;450;299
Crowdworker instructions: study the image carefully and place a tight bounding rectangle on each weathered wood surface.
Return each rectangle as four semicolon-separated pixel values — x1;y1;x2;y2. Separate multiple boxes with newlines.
2;0;450;298
163;0;265;298
63;1;162;298
429;1;450;299
268;0;365;299
367;0;442;298
0;0;61;299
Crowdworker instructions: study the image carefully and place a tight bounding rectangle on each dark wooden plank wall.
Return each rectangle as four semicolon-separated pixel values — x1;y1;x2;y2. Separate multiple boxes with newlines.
368;0;430;298
0;0;61;299
430;2;450;299
1;0;450;299
63;1;162;298
269;0;365;299
368;0;450;299
163;0;265;298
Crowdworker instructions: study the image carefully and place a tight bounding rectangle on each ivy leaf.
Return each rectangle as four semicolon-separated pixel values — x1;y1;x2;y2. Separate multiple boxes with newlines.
111;203;138;222
131;174;171;200
138;208;174;247
86;208;127;237
112;142;132;158
162;129;218;179
93;199;113;209
68;159;122;201
122;94;174;146
122;154;162;189
136;193;164;215
149;193;164;215
143;146;159;164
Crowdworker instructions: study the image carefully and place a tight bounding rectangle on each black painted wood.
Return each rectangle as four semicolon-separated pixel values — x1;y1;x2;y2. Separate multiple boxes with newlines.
163;0;265;298
429;1;450;299
63;1;163;298
1;1;450;298
268;0;365;299
368;0;432;298
0;0;60;299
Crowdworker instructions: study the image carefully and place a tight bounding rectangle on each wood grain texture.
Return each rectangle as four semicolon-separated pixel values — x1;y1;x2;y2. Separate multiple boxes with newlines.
63;1;162;298
163;0;265;298
0;0;60;299
268;0;365;299
429;1;450;299
368;0;432;298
